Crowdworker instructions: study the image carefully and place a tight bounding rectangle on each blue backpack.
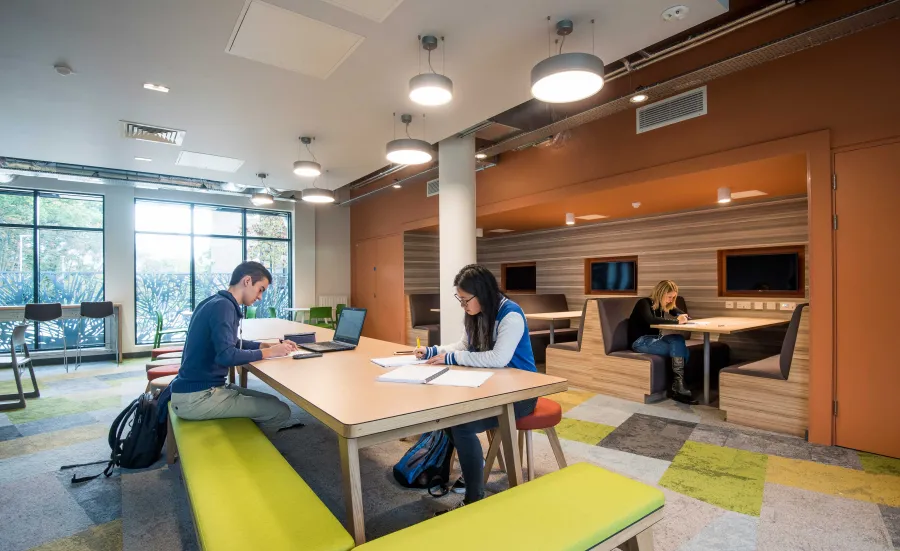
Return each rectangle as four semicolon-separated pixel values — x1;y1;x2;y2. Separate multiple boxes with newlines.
393;430;454;489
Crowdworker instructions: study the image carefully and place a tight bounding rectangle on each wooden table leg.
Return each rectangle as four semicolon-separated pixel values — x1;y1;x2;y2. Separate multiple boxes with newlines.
498;403;523;487
339;437;366;545
228;366;236;385
239;366;248;388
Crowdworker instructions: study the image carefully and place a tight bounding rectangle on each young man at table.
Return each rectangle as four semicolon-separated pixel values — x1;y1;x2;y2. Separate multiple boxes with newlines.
170;261;297;434
628;279;696;405
416;264;537;510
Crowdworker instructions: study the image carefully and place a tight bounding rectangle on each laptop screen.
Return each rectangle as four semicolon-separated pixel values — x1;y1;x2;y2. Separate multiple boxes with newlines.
333;308;366;345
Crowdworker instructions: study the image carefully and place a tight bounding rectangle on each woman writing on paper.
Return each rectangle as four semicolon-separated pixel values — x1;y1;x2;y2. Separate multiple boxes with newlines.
628;279;696;404
415;264;536;509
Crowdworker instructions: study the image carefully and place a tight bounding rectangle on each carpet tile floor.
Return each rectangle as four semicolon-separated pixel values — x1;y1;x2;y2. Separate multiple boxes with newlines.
1;359;898;550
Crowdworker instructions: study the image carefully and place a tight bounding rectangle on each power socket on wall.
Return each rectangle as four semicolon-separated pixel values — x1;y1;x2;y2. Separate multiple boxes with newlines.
754;302;765;310
779;302;797;311
725;301;734;309
737;301;752;310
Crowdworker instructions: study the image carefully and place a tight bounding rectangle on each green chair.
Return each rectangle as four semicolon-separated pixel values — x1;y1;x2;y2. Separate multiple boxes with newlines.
308;306;334;329
267;307;278;319
154;312;188;348
245;306;258;319
335;304;346;326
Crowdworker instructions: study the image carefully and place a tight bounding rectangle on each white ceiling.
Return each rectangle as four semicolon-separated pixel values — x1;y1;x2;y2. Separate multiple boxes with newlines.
0;0;728;192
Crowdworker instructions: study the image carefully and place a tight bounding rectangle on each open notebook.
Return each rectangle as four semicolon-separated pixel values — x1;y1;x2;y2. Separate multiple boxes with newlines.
376;365;494;388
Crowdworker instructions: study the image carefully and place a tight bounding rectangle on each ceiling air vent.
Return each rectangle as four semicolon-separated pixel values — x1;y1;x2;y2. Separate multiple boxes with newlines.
426;178;439;197
636;86;707;134
120;121;186;146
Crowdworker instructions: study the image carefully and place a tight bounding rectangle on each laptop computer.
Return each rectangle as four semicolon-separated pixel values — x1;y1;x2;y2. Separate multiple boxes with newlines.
300;307;367;353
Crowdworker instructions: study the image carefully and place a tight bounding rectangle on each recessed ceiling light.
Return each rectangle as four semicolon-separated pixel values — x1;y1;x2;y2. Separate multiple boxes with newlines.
134;157;152;162
475;153;487;160
576;214;608;221
143;83;169;93
629;93;649;103
54;63;74;76
392;184;402;189
730;190;768;199
717;187;732;204
632;202;641;208
489;229;514;233
662;5;690;22
565;213;575;226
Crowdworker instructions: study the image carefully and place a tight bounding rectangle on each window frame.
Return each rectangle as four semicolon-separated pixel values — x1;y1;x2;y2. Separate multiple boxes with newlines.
501;262;537;294
583;256;639;296
0;188;106;350
133;198;292;346
717;245;806;299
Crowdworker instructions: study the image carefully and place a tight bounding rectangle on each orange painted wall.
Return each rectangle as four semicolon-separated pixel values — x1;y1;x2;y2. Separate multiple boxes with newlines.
350;19;900;445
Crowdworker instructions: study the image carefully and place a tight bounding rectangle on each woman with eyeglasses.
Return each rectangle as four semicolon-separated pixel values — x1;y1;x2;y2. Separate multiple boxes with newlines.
415;264;536;510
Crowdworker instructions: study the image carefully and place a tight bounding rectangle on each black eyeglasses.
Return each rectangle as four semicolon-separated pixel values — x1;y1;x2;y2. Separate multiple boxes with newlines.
454;294;475;306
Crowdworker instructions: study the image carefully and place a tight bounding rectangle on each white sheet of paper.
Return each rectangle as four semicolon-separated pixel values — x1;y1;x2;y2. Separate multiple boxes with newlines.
428;370;493;388
683;321;710;326
371;356;427;368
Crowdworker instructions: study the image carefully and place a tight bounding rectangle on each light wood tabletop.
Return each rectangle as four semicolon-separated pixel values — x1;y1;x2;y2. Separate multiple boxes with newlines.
0;303;124;363
238;318;568;544
524;311;583;321
651;316;788;334
651;315;789;405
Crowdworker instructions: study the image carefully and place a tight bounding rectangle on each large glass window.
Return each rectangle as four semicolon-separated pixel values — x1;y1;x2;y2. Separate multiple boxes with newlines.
134;200;292;345
0;190;105;351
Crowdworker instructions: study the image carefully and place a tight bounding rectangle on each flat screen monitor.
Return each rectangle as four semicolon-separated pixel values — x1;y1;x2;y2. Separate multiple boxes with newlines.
589;260;636;293
505;265;536;292
725;252;800;292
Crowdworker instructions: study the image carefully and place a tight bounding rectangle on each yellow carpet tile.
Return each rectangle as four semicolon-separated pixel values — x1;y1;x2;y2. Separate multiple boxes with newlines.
767;455;900;507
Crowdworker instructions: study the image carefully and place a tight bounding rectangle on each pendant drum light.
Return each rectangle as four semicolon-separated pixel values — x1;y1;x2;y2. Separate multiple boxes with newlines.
386;114;433;165
293;136;322;177
531;19;605;103
409;35;453;106
301;170;335;204
250;172;275;206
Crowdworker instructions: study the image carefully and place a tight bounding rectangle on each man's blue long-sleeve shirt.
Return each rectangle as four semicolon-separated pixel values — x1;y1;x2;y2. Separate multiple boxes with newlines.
171;290;262;393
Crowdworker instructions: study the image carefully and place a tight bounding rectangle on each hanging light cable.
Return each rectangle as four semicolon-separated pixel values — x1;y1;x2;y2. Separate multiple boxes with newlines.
250;172;275;206
531;19;605;103
409;35;453;106
293;136;322;177
385;114;434;165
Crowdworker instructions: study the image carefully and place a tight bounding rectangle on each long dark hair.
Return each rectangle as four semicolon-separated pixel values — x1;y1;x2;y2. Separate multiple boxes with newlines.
454;264;505;352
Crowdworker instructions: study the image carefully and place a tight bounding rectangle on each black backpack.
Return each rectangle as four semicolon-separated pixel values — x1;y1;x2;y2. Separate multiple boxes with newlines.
62;389;169;483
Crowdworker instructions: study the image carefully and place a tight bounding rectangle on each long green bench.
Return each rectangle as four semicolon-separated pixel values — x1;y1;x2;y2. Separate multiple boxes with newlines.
168;409;664;551
166;407;354;551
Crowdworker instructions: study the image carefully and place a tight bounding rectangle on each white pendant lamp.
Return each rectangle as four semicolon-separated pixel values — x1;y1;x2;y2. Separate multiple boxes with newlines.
717;187;732;204
386;114;433;165
301;187;335;203
531;19;605;104
409;35;453;106
293;137;322;177
251;172;275;206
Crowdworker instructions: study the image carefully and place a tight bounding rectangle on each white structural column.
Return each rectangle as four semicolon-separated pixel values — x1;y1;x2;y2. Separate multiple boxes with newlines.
438;134;477;343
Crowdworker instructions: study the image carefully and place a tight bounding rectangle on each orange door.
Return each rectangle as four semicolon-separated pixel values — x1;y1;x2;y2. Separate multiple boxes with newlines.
354;239;378;339
834;140;900;458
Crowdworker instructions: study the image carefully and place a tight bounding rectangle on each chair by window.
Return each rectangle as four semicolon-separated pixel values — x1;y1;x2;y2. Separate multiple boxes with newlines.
308;306;334;329
1;325;40;411
154;312;188;348
245;306;258;319
267;307;277;319
76;301;117;369
335;304;346;324
25;303;67;372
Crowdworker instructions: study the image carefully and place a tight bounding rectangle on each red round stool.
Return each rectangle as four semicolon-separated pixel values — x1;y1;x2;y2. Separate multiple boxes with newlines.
483;397;567;483
147;364;179;381
151;345;183;360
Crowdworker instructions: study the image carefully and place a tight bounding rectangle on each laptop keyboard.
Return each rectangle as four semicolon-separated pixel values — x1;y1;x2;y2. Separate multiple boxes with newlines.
313;341;350;350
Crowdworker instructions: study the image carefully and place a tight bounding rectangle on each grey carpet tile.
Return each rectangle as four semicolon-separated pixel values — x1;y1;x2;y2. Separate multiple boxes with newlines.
0;437;108;486
600;413;696;462
0;424;22;441
678;510;759;551
689;424;731;447
880;504;900;549
57;469;122;525
0;412;12;427
808;443;863;470
122;466;198;551
95;370;146;382
0;472;94;551
17;412;98;437
757;483;893;551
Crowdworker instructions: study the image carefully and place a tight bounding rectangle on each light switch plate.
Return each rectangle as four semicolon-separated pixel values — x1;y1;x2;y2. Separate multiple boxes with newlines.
725;301;734;309
779;302;796;311
754;302;764;310
766;302;777;310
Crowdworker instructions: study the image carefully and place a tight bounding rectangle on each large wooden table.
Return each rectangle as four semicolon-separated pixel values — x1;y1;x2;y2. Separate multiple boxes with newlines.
525;311;582;344
651;316;789;405
238;318;568;544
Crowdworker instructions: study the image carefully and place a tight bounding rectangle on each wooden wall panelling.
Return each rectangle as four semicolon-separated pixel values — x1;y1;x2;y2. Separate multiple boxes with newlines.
719;307;810;436
403;233;440;295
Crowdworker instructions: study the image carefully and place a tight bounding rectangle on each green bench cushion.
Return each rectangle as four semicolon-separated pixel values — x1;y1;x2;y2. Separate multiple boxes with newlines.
355;462;664;551
169;408;354;551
